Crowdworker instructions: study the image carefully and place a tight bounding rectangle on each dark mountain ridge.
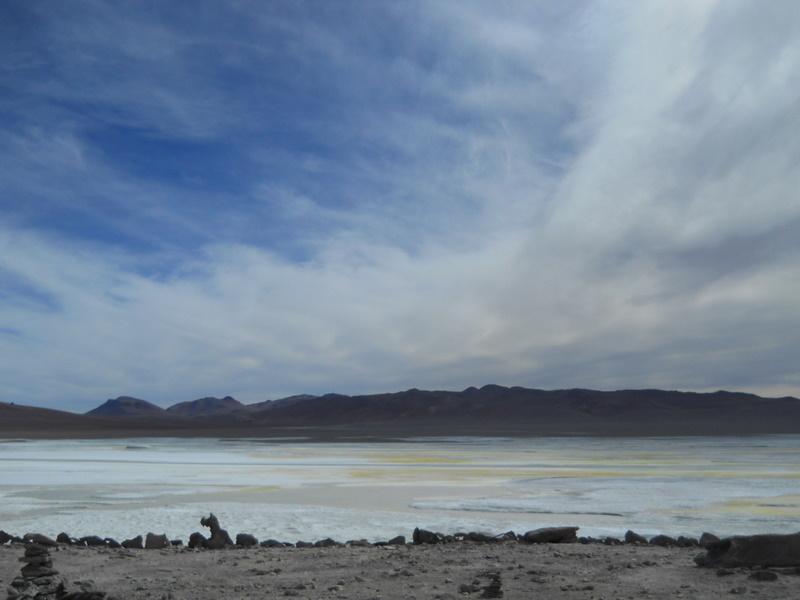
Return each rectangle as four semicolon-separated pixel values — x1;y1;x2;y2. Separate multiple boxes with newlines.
167;396;243;417
3;386;799;438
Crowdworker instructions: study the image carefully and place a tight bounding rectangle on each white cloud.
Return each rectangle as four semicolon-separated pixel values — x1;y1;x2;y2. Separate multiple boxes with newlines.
1;1;799;409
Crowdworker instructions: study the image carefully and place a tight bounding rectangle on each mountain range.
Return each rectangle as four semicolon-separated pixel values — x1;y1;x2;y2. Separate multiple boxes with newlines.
2;385;799;438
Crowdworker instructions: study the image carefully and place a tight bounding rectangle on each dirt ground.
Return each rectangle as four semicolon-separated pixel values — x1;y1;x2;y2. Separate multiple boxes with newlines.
1;542;797;600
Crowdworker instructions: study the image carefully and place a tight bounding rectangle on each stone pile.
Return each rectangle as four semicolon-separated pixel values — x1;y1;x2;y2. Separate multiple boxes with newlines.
6;544;64;600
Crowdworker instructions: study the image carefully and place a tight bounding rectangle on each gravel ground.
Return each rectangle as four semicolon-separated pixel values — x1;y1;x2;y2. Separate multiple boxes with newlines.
1;542;798;600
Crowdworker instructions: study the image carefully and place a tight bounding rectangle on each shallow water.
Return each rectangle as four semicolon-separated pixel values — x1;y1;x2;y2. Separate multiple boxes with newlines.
0;436;798;542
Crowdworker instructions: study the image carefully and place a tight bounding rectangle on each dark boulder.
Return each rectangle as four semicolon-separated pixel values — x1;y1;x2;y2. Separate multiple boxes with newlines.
413;528;442;545
677;536;699;547
700;532;721;548
522;527;579;544
464;532;495;543
22;533;58;547
188;532;207;549
260;539;284;548
200;513;234;549
494;531;516;542
314;538;340;548
387;535;406;545
296;541;313;548
144;533;169;549
236;533;258;548
104;538;121;548
170;539;183;546
603;536;622;545
0;530;13;544
649;534;676;547
56;532;72;544
347;539;370;547
122;535;144;549
625;530;648;544
695;533;800;568
79;536;106;547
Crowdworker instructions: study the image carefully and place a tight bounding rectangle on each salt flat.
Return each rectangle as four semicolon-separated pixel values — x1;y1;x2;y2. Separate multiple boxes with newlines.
1;436;798;543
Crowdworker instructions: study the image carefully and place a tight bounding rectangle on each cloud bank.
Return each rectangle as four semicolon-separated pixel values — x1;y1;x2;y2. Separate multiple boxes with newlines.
1;1;799;410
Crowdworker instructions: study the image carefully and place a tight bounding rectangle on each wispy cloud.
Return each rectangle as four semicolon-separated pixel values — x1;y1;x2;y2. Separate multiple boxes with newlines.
1;1;799;409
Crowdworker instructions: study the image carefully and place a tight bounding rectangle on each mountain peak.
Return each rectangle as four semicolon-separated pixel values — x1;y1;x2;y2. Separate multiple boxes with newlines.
166;396;243;417
86;396;164;417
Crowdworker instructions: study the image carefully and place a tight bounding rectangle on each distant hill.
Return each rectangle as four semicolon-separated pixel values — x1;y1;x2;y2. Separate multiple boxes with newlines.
167;396;243;417
86;396;165;417
0;401;96;429
3;386;800;438
236;385;800;435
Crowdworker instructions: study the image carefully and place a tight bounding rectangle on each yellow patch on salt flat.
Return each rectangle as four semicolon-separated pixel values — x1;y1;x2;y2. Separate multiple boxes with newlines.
230;485;281;494
347;467;633;482
366;453;470;464
712;495;800;517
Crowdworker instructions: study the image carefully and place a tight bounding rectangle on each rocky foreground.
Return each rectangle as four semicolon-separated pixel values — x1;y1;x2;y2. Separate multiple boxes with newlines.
2;538;799;600
2;522;800;600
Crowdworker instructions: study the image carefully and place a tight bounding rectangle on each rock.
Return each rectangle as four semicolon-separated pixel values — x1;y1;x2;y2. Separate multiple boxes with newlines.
625;530;648;544
347;539;370;547
602;536;622;545
677;535;699;547
481;571;503;598
494;531;516;542
19;554;52;566
144;533;169;550
387;535;406;545
56;533;72;545
188;532;207;549
413;528;442;545
695;533;800;568
700;532;721;548
295;541;313;548
200;513;234;549
749;570;778;581
260;539;284;548
24;544;51;556
103;538;121;549
22;533;58;547
121;535;143;549
464;532;495;543
0;530;14;544
649;534;676;547
79;536;106;547
9;543;66;600
522;527;579;544
314;538;340;548
236;533;258;547
20;564;58;578
170;539;183;546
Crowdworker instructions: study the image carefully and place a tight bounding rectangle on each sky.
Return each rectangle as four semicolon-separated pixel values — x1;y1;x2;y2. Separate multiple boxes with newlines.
2;1;799;411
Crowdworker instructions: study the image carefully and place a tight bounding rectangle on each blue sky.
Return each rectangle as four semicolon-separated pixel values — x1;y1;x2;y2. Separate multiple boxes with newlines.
2;1;799;410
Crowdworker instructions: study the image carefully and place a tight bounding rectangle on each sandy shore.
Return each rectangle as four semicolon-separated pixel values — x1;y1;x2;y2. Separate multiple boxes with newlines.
2;542;797;599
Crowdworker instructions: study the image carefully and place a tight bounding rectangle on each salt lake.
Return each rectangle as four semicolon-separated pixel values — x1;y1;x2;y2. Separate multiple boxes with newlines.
1;436;798;542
